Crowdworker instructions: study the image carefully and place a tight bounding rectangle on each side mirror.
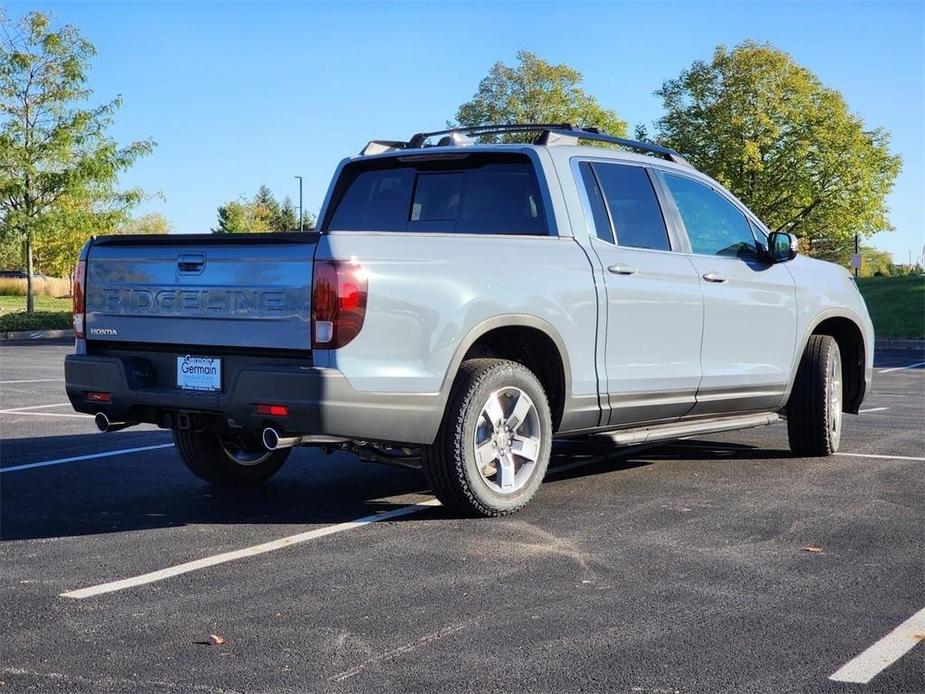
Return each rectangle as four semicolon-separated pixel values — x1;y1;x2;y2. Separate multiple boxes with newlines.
767;231;798;263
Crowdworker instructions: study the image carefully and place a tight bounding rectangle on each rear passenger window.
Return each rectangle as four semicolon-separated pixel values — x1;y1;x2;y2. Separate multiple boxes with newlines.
662;173;758;258
591;163;671;251
325;156;548;235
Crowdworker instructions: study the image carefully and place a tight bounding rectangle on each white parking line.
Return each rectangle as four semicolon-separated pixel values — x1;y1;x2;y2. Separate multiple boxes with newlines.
0;378;63;384
878;361;925;374
61;499;442;599
0;443;174;474
671;442;925;463
837;452;925;462
0;410;90;419
829;606;925;683
859;407;890;413
0;402;71;412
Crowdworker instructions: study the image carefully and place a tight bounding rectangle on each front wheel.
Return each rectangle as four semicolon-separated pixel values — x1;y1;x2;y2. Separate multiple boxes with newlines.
173;430;290;486
423;359;552;517
787;334;843;456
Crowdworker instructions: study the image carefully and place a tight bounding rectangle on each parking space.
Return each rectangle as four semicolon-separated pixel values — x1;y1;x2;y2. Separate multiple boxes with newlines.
1;341;922;692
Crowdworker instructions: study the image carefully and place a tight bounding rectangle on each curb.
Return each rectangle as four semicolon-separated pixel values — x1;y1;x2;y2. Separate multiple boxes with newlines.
0;328;74;342
875;338;925;352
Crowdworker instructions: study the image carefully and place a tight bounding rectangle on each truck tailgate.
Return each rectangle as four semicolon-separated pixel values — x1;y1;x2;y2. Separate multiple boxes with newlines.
85;233;316;351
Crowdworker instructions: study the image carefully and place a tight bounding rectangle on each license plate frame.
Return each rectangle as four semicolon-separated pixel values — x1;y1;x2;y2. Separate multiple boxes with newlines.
176;355;222;392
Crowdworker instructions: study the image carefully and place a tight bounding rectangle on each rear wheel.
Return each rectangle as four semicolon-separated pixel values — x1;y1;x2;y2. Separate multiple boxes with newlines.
173;430;290;486
787;334;843;456
423;359;552;517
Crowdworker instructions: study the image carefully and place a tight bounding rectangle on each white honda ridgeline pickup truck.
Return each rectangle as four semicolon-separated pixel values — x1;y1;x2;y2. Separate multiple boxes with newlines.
66;124;874;517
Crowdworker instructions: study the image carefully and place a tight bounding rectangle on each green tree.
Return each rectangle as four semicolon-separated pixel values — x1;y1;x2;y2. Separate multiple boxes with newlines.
213;186;314;232
253;184;280;227
858;246;894;277
0;235;22;269
278;196;298;231
0;10;154;312
213;197;273;233
455;50;627;140
654;41;901;249
31;192;121;279
119;212;172;235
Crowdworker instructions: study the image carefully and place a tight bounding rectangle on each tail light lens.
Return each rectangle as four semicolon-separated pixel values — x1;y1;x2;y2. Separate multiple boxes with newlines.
311;259;368;349
72;260;86;338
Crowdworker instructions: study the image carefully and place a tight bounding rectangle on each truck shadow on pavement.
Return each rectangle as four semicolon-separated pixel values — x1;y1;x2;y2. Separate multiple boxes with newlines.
0;433;786;542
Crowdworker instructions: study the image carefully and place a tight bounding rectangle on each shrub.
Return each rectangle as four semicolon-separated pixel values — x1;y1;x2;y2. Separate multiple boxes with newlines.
0;310;72;333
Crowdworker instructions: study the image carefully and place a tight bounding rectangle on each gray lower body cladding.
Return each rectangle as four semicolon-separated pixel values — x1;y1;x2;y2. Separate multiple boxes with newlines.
64;353;443;445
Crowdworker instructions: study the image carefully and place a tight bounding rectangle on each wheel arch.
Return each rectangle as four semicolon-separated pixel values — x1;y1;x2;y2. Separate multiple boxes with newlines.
439;315;573;432
786;310;869;414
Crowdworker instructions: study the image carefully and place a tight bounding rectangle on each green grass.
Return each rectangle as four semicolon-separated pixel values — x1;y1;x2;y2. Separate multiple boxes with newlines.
0;295;72;333
856;276;925;338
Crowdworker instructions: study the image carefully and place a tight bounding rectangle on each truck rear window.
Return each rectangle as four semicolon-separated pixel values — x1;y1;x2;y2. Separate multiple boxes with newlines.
324;154;550;235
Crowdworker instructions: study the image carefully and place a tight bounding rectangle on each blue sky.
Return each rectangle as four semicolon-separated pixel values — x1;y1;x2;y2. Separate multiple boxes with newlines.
10;1;924;260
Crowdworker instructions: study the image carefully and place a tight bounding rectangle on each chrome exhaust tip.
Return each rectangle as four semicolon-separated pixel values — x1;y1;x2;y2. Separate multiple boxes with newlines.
262;427;349;450
94;411;135;433
94;411;111;433
262;426;301;451
262;427;280;450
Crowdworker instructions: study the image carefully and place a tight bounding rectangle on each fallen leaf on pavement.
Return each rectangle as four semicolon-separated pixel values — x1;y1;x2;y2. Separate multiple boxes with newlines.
193;634;227;646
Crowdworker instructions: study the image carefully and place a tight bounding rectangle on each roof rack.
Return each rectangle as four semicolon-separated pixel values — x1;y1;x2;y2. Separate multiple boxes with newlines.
360;123;690;166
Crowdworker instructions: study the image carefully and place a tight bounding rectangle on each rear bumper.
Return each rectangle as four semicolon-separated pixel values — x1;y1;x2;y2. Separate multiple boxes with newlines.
64;354;442;445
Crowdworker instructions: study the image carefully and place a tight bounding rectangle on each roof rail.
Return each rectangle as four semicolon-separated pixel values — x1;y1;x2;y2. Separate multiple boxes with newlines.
407;123;574;148
361;124;690;166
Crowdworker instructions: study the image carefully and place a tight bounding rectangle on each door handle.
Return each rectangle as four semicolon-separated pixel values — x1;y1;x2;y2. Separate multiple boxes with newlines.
608;264;638;276
702;271;727;283
177;253;206;274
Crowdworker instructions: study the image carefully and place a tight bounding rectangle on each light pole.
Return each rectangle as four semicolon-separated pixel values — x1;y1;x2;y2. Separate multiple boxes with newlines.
854;231;859;278
294;175;304;231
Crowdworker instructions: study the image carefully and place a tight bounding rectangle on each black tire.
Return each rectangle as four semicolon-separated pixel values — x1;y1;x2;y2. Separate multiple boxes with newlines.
423;358;553;517
172;430;290;486
787;334;843;456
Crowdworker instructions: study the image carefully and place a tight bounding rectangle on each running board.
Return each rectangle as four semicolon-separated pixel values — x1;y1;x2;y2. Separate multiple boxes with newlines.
597;412;780;447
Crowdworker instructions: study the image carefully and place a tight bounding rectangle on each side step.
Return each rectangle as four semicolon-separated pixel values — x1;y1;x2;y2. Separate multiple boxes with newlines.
597;412;780;447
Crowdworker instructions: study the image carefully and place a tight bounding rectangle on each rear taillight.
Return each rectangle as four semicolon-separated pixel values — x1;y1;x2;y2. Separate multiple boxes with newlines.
311;259;368;349
72;260;86;338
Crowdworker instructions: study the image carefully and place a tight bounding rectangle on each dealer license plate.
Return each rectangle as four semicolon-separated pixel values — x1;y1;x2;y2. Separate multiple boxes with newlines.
176;355;222;392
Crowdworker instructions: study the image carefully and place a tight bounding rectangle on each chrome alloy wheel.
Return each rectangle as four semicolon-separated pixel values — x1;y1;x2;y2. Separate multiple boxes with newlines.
829;347;843;448
220;434;273;467
474;386;542;494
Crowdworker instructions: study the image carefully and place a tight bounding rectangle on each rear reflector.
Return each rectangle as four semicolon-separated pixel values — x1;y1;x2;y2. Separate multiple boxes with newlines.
86;392;111;403
311;259;368;349
256;404;289;417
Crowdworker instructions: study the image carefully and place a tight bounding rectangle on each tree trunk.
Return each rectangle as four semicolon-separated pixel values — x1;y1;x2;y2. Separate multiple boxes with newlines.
25;235;34;314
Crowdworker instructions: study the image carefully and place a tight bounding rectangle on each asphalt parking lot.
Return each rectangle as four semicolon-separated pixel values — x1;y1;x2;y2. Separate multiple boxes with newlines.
1;340;922;693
